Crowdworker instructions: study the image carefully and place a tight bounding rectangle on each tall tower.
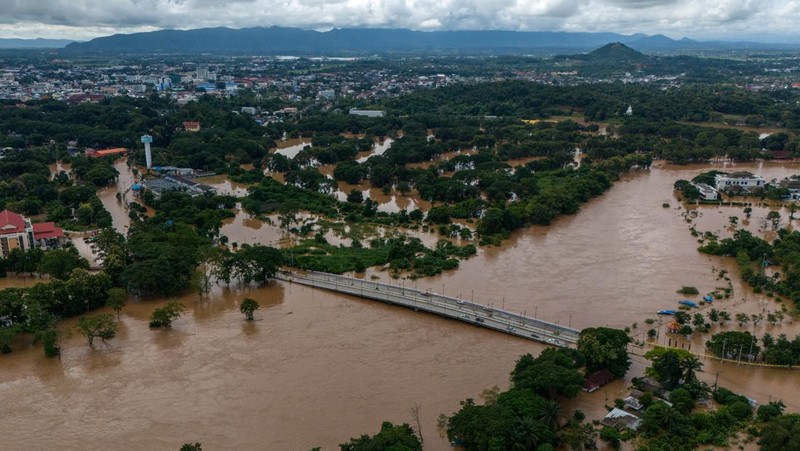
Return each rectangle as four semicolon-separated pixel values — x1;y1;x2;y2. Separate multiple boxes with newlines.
141;134;153;168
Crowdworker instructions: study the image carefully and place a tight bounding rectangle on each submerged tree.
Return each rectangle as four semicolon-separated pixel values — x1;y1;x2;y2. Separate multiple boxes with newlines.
75;313;119;347
106;287;126;318
240;298;260;321
149;301;186;328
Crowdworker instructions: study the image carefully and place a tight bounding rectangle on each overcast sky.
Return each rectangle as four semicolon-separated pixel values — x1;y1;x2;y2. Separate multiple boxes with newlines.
0;0;798;42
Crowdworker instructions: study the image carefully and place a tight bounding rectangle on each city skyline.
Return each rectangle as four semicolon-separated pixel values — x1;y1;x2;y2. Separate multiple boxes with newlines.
0;0;798;44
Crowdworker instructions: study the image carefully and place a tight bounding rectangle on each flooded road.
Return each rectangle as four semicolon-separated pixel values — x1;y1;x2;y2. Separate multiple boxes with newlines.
97;158;136;233
4;160;800;449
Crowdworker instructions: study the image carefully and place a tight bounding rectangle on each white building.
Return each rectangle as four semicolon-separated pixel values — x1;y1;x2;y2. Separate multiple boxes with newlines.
714;172;765;192
349;108;385;118
693;183;719;201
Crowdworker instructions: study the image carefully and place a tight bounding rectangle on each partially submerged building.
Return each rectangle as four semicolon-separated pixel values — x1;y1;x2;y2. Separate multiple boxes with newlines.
693;183;719;201
601;408;642;431
714;172;765;194
583;369;616;393
139;175;216;198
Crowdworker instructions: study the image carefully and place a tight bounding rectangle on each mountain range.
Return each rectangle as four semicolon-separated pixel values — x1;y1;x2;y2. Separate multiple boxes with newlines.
61;26;795;55
0;38;74;49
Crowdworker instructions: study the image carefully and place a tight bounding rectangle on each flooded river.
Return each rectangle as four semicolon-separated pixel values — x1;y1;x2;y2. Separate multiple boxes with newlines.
4;160;800;449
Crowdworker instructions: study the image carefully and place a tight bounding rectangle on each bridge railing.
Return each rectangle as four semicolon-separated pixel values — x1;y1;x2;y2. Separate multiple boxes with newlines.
278;270;580;344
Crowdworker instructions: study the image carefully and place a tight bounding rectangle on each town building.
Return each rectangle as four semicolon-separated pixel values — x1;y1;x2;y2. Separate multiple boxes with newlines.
138;175;216;198
85;147;128;158
0;210;64;258
714;172;766;193
183;121;201;132
32;222;65;250
777;176;800;200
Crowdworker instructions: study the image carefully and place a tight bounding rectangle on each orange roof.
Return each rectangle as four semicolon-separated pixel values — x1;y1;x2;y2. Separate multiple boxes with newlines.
95;148;127;156
183;121;201;130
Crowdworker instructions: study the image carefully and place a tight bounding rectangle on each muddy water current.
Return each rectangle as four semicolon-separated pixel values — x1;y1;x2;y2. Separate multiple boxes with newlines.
5;160;800;449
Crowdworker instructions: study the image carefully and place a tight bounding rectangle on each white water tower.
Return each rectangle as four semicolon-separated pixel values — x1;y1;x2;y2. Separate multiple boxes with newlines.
141;134;153;168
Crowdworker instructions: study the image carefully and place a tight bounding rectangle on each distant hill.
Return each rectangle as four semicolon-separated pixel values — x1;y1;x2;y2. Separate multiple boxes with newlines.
0;38;74;49
63;26;690;55
582;42;647;63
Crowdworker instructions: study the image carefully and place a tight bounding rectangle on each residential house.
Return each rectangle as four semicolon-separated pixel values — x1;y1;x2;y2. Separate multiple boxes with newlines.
601;408;642;431
583;369;616;393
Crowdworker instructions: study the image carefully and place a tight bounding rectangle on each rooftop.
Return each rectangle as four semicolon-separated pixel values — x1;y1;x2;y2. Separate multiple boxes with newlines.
601;408;642;431
583;369;615;392
32;222;64;240
0;209;26;234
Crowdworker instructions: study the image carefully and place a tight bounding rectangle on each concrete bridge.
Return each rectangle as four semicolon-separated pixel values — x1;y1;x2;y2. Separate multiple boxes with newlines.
275;270;581;347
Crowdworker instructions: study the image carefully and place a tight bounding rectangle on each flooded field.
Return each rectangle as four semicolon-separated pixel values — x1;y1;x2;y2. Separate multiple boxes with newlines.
4;160;800;449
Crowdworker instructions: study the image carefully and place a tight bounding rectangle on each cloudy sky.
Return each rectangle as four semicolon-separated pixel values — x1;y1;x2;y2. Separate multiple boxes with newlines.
0;0;798;42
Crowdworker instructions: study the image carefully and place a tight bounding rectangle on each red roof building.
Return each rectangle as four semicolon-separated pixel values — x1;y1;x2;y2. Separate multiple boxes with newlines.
0;209;27;235
32;222;64;240
0;209;33;257
183;121;201;132
0;210;64;257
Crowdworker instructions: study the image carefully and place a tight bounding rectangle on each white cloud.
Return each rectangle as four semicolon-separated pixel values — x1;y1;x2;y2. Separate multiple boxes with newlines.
0;0;795;42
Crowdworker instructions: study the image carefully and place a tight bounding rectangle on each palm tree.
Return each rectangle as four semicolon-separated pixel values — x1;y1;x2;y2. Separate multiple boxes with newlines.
535;399;562;432
512;416;550;451
655;404;681;431
682;355;703;384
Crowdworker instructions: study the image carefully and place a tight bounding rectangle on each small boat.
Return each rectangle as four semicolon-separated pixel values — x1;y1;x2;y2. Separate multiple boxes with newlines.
657;309;677;315
679;300;698;308
703;295;714;303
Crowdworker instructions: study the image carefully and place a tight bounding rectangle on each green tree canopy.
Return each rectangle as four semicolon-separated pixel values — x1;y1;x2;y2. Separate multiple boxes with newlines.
577;327;631;377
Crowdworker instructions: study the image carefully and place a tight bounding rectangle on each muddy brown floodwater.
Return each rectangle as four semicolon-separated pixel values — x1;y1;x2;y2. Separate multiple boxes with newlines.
4;160;800;450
